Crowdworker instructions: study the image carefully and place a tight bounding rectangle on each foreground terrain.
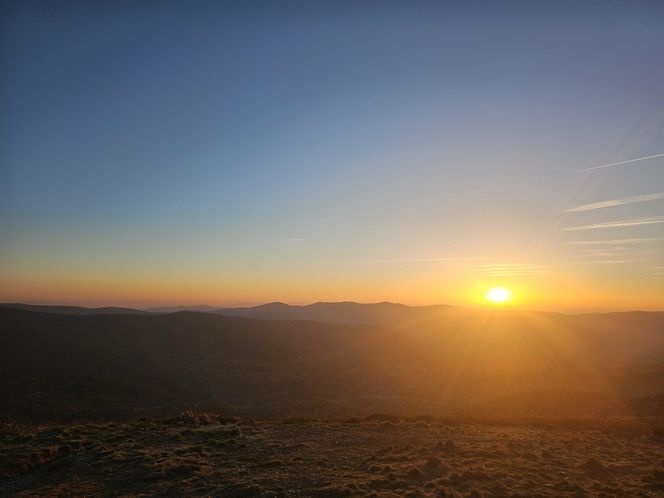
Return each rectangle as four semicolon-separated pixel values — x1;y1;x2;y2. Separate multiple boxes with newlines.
2;417;663;497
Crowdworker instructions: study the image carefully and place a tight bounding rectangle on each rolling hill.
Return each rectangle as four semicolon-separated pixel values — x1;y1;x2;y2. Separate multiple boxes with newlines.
1;305;663;421
0;303;149;316
150;301;470;329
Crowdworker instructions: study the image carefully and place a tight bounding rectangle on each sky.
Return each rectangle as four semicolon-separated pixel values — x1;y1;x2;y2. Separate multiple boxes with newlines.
2;0;664;311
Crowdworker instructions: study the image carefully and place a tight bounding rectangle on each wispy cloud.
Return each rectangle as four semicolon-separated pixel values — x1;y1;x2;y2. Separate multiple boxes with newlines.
468;263;554;276
288;238;305;242
562;216;664;231
645;266;664;277
570;247;655;261
647;266;664;276
334;257;483;264
564;192;664;213
620;266;664;282
565;238;662;245
577;247;629;255
628;275;664;281
570;259;640;265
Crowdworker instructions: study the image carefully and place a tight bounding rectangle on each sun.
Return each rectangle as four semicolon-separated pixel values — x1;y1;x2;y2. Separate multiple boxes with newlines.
485;287;513;304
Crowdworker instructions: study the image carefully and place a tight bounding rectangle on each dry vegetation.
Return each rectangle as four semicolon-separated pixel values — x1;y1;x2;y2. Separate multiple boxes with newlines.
2;414;663;497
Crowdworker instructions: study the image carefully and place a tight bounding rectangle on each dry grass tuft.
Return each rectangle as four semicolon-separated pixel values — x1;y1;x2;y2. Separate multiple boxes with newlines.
2;417;663;496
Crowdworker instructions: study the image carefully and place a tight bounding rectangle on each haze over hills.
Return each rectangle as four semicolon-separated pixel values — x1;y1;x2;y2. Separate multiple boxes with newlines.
0;303;150;316
215;301;470;329
147;304;226;314
143;301;476;332
2;304;663;422
8;299;664;326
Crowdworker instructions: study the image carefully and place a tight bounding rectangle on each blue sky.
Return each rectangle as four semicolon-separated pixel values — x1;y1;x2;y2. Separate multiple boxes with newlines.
2;1;664;309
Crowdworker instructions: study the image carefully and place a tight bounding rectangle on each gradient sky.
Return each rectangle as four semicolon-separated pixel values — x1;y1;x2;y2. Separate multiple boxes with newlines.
2;1;664;310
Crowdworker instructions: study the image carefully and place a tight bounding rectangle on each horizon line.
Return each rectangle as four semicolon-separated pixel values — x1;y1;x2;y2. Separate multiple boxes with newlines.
2;300;662;315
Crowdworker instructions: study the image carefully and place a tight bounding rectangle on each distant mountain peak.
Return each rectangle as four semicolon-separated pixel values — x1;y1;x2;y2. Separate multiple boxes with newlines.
257;301;291;308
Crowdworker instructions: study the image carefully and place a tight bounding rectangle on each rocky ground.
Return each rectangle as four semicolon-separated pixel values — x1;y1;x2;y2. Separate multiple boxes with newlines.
2;416;663;497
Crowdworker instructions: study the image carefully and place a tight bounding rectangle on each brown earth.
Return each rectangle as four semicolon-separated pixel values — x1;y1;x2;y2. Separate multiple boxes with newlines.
2;416;663;497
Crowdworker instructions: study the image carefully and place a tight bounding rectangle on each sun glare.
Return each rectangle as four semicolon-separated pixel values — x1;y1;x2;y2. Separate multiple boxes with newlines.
486;287;513;304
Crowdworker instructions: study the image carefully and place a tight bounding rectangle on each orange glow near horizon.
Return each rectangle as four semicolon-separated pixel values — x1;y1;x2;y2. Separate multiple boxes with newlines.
1;268;664;312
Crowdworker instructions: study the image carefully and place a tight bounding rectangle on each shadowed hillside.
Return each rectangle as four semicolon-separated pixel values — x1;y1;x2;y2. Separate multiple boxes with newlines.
1;306;663;421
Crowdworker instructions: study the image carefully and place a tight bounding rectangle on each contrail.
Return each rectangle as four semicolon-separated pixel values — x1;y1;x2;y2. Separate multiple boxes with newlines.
562;216;664;231
464;153;664;195
558;153;664;176
565;238;664;246
565;238;662;245
564;192;664;213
